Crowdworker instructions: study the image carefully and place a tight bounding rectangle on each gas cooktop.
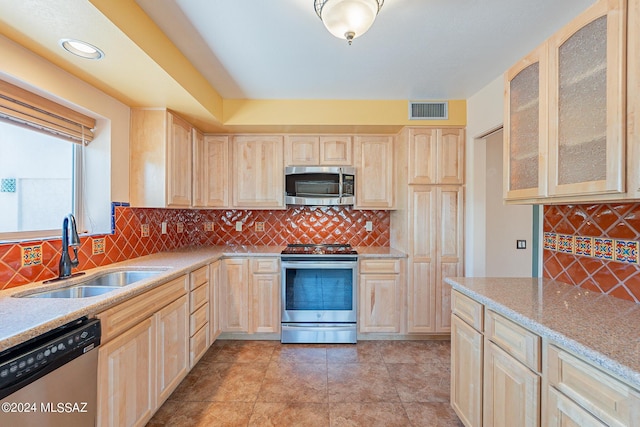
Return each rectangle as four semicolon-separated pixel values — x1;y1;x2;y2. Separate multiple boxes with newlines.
281;243;358;255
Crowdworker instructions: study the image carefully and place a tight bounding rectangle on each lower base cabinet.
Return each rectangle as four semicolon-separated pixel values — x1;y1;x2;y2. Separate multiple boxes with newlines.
451;314;483;427
96;275;189;427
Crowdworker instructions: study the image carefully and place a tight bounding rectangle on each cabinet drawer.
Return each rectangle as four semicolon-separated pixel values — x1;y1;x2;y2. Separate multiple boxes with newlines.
547;345;640;426
360;259;400;274
190;282;210;312
451;290;483;331
190;265;208;290
190;324;209;368
190;302;209;336
251;258;279;273
98;275;188;343
486;310;540;372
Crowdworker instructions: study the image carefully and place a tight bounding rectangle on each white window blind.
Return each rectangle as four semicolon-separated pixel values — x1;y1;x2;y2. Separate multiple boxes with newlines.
0;79;96;144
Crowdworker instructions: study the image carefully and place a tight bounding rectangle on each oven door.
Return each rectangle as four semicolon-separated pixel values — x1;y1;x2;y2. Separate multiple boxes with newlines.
281;259;357;324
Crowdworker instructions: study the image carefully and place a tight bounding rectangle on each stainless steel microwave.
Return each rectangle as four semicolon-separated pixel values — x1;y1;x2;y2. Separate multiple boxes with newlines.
285;166;355;206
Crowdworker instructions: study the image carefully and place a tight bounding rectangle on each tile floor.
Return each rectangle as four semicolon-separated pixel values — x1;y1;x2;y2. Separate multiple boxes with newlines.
147;340;464;427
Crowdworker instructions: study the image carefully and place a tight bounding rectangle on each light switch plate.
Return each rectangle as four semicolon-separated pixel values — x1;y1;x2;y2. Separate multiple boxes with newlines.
236;222;243;232
517;240;526;249
161;222;167;234
365;221;373;232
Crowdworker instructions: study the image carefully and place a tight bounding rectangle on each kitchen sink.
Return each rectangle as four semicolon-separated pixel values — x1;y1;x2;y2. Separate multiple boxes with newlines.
23;285;122;299
78;270;165;287
15;269;167;299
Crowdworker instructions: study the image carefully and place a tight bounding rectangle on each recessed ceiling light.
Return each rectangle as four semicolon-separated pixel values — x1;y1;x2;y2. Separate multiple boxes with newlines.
59;38;104;60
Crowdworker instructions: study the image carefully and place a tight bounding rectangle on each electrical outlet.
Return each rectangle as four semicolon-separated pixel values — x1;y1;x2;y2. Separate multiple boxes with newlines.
365;221;373;232
255;222;265;232
176;222;184;233
236;222;243;232
161;222;167;234
141;224;149;237
517;240;527;249
204;222;214;232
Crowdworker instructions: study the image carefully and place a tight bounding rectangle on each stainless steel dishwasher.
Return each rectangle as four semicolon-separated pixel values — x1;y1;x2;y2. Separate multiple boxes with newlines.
0;317;101;427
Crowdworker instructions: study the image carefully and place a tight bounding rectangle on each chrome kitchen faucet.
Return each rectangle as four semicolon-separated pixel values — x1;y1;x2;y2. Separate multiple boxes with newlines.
58;214;81;279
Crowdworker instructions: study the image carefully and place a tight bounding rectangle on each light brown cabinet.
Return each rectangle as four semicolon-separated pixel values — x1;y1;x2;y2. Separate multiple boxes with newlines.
97;274;189;427
504;45;548;201
407;186;463;333
220;257;280;335
505;0;627;203
250;258;280;334
407;128;464;185
354;135;394;209
188;265;210;368
451;314;483;427
193;134;229;208
483;341;540;427
285;135;352;166
130;109;193;208
232;135;284;208
220;258;250;333
156;295;189;405
209;260;222;341
358;259;402;333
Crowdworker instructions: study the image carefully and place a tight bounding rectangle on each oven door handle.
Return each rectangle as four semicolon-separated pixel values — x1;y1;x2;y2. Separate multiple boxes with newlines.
281;261;357;269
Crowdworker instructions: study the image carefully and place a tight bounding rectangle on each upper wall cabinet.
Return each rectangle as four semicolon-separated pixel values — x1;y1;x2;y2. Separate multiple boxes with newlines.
130;109;193;208
407;128;464;185
504;45;548;201
505;0;627;203
193;135;229;208
232;135;284;209
355;135;394;210
548;0;626;197
284;135;352;166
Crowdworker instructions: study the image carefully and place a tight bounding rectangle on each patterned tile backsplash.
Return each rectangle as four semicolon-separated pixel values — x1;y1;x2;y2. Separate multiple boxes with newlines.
544;203;640;303
0;203;390;290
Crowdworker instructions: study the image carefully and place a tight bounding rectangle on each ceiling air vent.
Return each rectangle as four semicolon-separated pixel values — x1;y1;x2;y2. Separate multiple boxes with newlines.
409;101;448;120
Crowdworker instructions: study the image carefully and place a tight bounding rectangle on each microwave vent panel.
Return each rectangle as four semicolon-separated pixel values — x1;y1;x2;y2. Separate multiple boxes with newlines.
409;101;448;120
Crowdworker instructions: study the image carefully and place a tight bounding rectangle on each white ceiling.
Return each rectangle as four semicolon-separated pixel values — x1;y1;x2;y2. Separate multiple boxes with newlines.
137;0;597;100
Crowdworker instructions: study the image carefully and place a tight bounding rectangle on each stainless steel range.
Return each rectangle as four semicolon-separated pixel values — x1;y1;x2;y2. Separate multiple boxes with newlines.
281;244;358;344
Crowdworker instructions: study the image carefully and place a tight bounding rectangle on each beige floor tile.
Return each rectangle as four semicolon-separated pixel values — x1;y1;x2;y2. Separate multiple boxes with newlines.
258;362;328;403
249;402;330;427
330;402;411;427
327;363;400;403
403;402;465;427
270;343;328;364
379;340;451;364
211;340;277;364
148;401;254;427
174;362;268;402
326;341;383;364
388;362;451;403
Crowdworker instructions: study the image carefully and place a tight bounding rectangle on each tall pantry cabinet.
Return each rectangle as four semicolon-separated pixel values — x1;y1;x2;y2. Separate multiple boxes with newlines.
392;127;464;334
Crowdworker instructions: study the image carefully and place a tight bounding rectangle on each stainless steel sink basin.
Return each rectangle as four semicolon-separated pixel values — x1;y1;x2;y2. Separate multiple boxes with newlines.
79;270;165;287
15;269;167;299
24;286;122;299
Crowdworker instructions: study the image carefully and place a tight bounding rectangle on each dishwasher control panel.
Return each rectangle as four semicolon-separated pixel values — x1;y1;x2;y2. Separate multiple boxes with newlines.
0;318;101;397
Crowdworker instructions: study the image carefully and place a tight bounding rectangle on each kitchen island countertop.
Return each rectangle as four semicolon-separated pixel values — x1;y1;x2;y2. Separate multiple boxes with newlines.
445;276;640;390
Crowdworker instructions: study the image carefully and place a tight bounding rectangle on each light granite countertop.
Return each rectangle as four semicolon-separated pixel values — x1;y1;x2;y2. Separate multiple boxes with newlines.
0;245;405;353
445;277;640;390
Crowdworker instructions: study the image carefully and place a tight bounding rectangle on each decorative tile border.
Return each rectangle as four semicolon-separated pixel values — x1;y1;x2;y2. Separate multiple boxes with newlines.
21;245;42;267
92;238;106;255
544;232;640;264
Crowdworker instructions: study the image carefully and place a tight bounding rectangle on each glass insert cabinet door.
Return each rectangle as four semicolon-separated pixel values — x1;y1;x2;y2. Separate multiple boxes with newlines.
504;44;548;201
548;0;626;197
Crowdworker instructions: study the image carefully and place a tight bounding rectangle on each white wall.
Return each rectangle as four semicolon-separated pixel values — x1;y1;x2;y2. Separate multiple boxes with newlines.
465;75;504;276
0;35;130;235
484;130;533;276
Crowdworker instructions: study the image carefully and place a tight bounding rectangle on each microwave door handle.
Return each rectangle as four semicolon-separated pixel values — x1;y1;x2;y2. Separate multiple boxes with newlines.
338;168;343;202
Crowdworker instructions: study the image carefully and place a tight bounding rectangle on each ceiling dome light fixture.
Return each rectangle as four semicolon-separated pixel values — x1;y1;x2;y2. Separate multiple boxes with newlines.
59;39;105;60
314;0;384;45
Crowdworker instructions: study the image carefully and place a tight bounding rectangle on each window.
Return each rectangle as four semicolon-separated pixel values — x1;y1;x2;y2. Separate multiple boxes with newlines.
0;78;95;242
0;121;80;240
